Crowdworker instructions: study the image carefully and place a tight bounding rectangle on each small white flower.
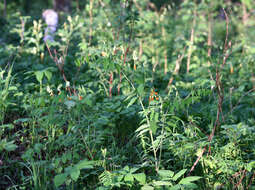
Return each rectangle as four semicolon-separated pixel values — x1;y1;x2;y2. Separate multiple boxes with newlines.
66;81;70;88
133;50;138;61
57;84;63;92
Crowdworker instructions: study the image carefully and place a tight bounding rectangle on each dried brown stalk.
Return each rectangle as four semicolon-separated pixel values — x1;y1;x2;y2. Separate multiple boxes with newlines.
189;8;230;175
242;2;248;26
45;43;73;95
139;40;143;60
207;13;212;66
247;172;255;190
187;9;196;73
234;170;246;189
162;25;168;75
152;51;159;72
166;47;186;90
89;0;94;45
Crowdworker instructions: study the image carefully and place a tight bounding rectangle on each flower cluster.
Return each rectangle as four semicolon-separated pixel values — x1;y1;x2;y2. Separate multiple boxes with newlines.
149;89;159;103
46;84;83;102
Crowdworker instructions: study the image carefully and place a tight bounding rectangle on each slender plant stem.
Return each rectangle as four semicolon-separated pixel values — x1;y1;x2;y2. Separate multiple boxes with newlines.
122;71;159;171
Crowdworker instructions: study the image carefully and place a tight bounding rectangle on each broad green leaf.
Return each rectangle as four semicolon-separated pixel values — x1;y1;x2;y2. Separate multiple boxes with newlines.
4;140;17;151
130;167;139;173
169;184;181;190
179;176;201;184
34;71;44;83
133;173;146;184
0;124;14;130
54;173;68;187
183;183;197;188
153;181;172;186
124;173;134;182
44;70;52;81
66;152;72;160
34;143;43;153
8;86;17;91
247;161;255;172
75;159;94;170
62;154;67;163
158;170;174;178
123;165;130;172
84;96;92;106
14;92;23;96
116;174;124;182
70;167;80;181
173;169;187;181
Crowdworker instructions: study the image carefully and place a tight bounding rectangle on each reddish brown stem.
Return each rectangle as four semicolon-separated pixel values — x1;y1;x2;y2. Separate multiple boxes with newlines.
235;170;246;189
118;73;122;95
242;3;248;26
207;13;212;66
139;40;143;60
161;26;167;75
189;9;230;175
109;72;113;98
166;46;186;90
247;172;255;190
89;0;94;45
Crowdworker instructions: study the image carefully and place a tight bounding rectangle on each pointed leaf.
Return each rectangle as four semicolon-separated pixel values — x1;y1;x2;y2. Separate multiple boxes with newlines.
153;181;172;186
127;97;137;108
75;160;94;170
44;70;52;81
133;173;146;184
179;176;201;184
34;71;44;83
3;140;17;151
173;169;187;181
54;173;68;187
124;173;134;182
70;167;80;181
158;170;174;178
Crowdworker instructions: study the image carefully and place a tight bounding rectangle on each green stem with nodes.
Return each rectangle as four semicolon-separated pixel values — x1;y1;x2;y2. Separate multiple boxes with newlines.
121;71;159;172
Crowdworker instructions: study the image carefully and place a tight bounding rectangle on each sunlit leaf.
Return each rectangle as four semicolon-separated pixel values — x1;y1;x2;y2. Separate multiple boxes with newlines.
179;176;201;184
133;173;146;184
70;167;80;181
34;71;44;83
173;169;187;181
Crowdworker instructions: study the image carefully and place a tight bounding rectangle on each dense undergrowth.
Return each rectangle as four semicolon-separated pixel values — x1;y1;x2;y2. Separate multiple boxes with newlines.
0;0;255;189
